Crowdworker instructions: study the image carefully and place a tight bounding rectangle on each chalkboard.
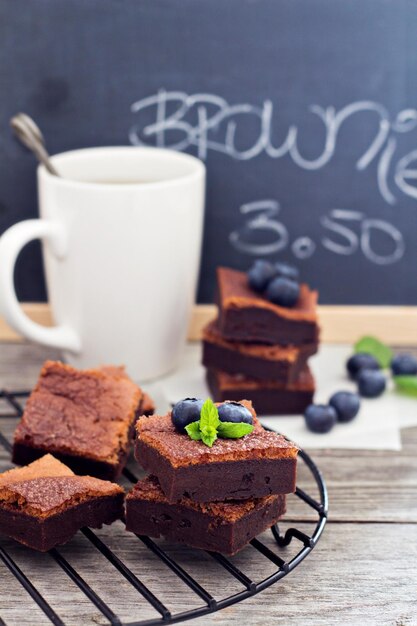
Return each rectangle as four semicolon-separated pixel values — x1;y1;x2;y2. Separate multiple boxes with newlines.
1;0;417;305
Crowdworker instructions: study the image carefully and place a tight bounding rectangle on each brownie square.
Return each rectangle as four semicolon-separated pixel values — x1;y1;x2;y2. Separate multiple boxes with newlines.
0;455;124;551
202;319;317;383
13;361;143;480
100;366;154;416
134;400;298;503
126;476;286;555
216;267;319;345
206;366;315;415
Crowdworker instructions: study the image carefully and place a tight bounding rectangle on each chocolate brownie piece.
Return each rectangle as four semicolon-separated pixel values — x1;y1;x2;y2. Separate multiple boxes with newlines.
216;267;319;345
101;365;154;415
0;455;124;551
135;401;298;503
126;475;286;555
13;361;143;480
203;319;317;383
207;366;315;415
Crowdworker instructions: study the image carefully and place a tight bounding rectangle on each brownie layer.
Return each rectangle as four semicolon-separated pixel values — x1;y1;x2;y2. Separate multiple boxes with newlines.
134;403;298;503
216;267;319;346
207;367;315;416
0;455;124;551
12;361;143;480
137;446;297;501
126;476;286;555
203;320;317;382
0;495;123;551
12;443;129;481
218;303;319;346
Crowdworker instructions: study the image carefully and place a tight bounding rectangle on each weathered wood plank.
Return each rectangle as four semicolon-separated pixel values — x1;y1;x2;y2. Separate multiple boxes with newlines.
2;304;417;344
0;523;416;626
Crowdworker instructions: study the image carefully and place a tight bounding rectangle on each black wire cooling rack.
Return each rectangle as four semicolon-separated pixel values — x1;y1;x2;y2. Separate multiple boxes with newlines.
0;389;328;626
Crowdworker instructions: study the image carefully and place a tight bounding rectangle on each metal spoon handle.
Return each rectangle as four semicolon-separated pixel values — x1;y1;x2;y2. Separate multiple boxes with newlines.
10;113;59;177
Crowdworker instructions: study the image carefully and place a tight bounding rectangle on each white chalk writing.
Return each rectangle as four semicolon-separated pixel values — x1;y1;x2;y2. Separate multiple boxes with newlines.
129;90;417;204
229;201;404;266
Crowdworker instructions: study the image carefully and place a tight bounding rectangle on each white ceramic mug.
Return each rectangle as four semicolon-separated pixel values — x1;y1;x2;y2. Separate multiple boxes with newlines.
0;147;205;381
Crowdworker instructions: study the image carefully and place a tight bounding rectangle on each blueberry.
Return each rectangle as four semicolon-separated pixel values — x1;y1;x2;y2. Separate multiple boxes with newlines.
391;353;417;376
265;277;300;308
247;260;276;292
346;353;380;380
357;370;386;398
304;404;337;434
171;398;203;432
274;262;299;281
329;391;360;423
217;401;253;424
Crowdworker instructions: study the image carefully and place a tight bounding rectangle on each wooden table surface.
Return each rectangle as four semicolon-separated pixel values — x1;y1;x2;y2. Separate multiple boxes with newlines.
0;342;416;626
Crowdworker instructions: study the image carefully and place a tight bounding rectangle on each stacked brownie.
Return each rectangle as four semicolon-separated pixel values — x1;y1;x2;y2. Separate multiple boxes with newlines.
1;361;156;551
13;361;149;480
126;399;298;555
0;454;124;551
203;267;320;415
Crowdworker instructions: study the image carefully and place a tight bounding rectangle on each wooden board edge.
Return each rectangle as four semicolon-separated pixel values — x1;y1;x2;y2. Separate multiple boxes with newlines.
0;303;416;345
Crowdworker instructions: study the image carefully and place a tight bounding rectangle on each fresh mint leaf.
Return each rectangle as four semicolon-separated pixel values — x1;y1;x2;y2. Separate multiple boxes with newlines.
218;422;254;438
393;375;417;397
354;336;393;368
201;431;217;447
184;399;254;447
199;398;220;434
185;421;203;440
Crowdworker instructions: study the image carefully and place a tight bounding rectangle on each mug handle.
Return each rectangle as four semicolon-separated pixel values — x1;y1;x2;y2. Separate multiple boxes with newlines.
0;219;81;352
